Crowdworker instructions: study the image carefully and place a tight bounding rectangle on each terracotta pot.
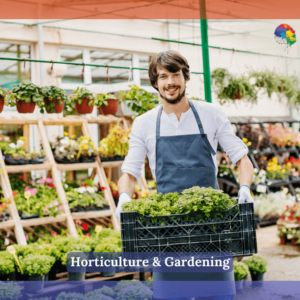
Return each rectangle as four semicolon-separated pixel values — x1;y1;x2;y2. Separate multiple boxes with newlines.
296;217;300;222
0;96;4;113
280;215;285;220
44;98;65;114
280;237;286;245
75;99;94;114
233;89;243;100
288;216;294;221
100;99;119;115
16;100;36;113
292;238;297;246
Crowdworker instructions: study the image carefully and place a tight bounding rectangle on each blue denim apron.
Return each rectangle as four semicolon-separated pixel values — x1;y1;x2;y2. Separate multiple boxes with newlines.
153;101;235;299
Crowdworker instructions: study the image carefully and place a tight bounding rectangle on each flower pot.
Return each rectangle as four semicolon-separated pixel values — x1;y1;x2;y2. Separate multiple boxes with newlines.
251;272;265;281
100;99;119;115
100;266;116;277
29;157;47;164
0;96;4;113
280;215;285;220
235;280;244;290
121;100;138;116
20;213;40;220
233;89;243;100
280;236;286;245
0;271;15;281
68;271;86;282
16;100;36;113
292;238;297;245
75;99;94;114
44;98;65;114
54;155;79;164
24;274;44;293
5;155;29;165
79;155;96;163
296;217;300;222
288;216;294;221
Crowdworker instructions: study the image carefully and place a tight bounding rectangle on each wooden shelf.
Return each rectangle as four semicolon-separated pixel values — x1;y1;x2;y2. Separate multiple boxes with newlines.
6;162;52;173
20;214;67;227
56;162;97;171
0;219;15;229
101;160;124;168
71;209;112;220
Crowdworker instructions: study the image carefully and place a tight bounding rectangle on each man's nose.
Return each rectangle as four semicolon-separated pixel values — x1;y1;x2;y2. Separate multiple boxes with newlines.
167;76;174;85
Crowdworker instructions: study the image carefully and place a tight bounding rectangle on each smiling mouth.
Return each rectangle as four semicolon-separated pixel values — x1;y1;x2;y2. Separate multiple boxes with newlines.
166;87;179;92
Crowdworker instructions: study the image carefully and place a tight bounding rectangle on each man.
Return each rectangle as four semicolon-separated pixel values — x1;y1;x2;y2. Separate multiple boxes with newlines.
116;50;254;299
116;50;253;217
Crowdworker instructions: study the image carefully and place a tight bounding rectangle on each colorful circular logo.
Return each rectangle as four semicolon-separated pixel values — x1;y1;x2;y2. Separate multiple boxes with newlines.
274;24;296;53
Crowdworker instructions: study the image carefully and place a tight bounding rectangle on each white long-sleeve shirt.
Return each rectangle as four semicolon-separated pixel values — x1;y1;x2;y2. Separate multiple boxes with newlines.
121;100;248;180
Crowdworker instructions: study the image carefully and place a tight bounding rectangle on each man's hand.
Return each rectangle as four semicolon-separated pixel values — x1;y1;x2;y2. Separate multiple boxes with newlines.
115;192;132;219
238;186;254;204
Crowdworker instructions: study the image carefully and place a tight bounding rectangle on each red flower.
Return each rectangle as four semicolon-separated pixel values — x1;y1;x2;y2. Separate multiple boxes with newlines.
101;186;106;191
82;223;88;231
49;183;54;188
83;183;87;187
291;211;295;215
12;191;17;197
19;175;25;180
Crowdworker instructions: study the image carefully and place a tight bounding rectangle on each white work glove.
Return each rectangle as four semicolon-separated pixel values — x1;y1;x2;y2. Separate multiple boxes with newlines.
238;186;254;204
115;192;131;220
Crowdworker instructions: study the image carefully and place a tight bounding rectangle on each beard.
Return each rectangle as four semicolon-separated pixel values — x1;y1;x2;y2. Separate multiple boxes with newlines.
159;86;186;105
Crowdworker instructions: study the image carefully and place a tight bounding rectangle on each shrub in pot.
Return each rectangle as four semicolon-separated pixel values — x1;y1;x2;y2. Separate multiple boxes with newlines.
244;255;268;281
119;84;159;118
6;81;43;113
97;93;119;115
277;226;288;245
233;261;249;290
0;88;10;113
40;86;69;114
0;257;15;281
69;87;95;114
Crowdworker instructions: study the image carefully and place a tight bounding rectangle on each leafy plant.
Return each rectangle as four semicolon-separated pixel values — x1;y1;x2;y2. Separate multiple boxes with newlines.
99;125;130;158
277;74;298;101
40;86;69;113
0;88;10;105
211;68;230;87
266;124;300;148
56;292;86;300
119;85;159;118
233;261;249;281
86;286;115;298
122;187;235;218
115;281;153;300
0;257;15;275
243;255;268;275
96;93;117;107
6;81;43;107
68;87;94;108
61;245;90;266
248;69;280;97
266;157;291;180
77;136;98;158
0;282;21;299
36;245;61;261
20;254;55;276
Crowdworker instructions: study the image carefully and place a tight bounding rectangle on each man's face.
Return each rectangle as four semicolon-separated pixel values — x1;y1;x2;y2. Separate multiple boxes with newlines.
156;68;186;104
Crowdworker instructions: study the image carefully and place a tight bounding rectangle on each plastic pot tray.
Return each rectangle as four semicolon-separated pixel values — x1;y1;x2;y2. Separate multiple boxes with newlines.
30;157;47;164
100;156;125;162
121;203;257;257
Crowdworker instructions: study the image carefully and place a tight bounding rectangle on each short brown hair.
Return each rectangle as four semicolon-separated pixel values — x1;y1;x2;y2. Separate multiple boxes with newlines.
148;50;190;90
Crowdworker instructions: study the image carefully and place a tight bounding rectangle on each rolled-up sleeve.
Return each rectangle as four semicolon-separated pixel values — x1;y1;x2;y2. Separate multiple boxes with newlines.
215;107;248;165
121;117;147;180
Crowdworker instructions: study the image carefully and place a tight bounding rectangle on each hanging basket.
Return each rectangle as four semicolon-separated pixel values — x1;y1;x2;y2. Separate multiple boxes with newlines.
16;99;36;113
233;89;243;100
44;98;65;114
100;99;119;115
0;96;4;113
121;100;138;116
75;99;94;114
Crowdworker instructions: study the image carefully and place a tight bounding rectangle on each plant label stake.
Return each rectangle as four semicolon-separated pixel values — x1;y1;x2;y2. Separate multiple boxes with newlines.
7;245;23;274
95;225;102;237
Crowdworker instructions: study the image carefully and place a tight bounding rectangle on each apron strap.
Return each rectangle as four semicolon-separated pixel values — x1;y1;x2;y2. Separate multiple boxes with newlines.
188;100;205;135
156;105;163;138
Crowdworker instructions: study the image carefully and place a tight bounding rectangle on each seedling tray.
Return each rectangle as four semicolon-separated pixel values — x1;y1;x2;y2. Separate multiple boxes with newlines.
121;203;257;257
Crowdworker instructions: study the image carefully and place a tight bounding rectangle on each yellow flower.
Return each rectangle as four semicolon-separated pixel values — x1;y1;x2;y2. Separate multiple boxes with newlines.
242;138;248;143
247;142;252;146
282;169;286;173
98;147;103;152
277;165;281;170
64;132;68;136
20;136;27;142
93;146;96;150
287;162;291;167
282;229;286;233
272;157;278;163
71;134;76;139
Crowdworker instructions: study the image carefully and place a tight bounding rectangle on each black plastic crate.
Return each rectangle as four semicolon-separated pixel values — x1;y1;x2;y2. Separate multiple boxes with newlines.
121;203;257;257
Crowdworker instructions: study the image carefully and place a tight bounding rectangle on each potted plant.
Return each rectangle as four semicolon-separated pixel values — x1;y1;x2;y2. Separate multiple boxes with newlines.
244;255;268;281
97;93;119;115
40;86;69;114
291;229;299;245
98;125;130;161
0;88;9;113
0;282;21;300
29;150;46;164
69;87;94;114
277;74;298;101
115;281;153;300
266;157;291;182
94;242;121;277
0;257;15;281
77;136;98;163
6;81;43;113
20;254;55;293
277;226;287;244
0;198;11;222
119;84;159;118
3;138;30;165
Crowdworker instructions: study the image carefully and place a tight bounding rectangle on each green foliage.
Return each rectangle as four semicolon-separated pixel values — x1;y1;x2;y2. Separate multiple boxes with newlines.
0;258;15;275
40;86;69;113
61;245;91;266
56;292;86;300
277;74;298;101
66;189;107;209
244;255;268;275
86;286;115;298
122;187;235;218
20;254;55;276
119;85;159;118
51;236;81;253
96;93;117;107
0;281;21;299
6;81;43;106
211;68;230;87
115;281;153;300
36;245;61;261
0;88;10;104
233;261;249;281
248;69;280;97
10;244;38;259
70;87;94;106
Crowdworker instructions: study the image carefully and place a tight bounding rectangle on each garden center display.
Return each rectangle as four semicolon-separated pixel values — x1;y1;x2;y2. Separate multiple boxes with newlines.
68;87;95;114
97;93;119;115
